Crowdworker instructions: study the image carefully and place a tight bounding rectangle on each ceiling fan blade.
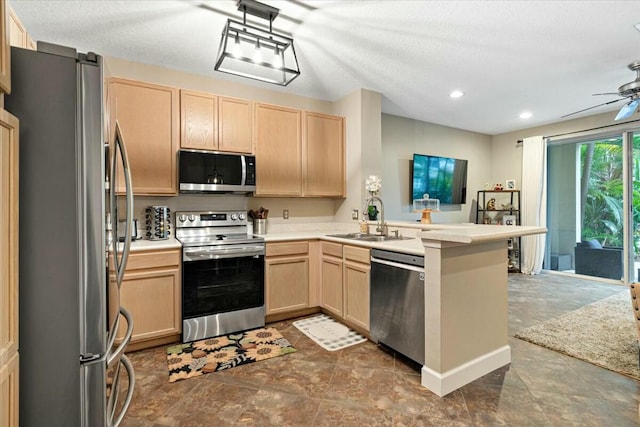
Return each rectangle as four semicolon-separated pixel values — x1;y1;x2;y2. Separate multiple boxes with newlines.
561;98;627;118
592;92;621;96
614;99;640;120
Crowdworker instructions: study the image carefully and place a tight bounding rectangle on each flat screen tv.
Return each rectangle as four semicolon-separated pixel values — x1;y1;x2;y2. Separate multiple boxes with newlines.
411;154;468;204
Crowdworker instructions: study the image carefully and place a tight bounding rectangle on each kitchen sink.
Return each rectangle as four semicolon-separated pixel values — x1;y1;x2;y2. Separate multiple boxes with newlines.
327;233;414;242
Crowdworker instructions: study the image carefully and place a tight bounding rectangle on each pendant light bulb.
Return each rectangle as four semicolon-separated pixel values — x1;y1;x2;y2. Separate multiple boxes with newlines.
232;33;242;59
273;46;283;69
253;40;262;63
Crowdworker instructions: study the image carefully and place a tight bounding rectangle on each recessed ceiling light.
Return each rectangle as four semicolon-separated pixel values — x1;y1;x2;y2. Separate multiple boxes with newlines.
520;111;533;119
449;90;464;99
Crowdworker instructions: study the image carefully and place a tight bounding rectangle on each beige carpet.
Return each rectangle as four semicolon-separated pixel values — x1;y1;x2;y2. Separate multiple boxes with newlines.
515;291;640;380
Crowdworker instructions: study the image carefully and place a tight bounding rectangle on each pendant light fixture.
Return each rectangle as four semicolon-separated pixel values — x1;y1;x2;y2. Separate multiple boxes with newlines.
214;0;300;86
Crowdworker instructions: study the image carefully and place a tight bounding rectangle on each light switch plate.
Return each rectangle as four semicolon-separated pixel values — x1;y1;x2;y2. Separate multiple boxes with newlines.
352;209;359;220
283;209;289;219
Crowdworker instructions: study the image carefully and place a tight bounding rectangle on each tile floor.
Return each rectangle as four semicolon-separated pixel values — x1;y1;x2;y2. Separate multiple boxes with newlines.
120;272;640;426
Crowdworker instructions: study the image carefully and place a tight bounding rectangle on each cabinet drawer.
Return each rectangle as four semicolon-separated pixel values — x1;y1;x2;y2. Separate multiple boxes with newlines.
124;249;181;271
266;241;309;257
321;241;343;258
344;245;370;264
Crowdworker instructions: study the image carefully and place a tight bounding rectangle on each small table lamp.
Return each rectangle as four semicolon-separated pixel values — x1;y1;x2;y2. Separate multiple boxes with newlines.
413;194;440;224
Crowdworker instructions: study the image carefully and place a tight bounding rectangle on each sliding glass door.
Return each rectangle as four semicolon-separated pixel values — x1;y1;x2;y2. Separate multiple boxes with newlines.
546;134;625;281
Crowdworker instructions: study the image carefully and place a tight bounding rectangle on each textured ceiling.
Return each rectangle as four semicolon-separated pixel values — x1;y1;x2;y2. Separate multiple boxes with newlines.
10;0;640;135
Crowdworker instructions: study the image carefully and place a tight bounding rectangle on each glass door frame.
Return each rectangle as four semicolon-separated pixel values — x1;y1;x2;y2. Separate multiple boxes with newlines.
547;126;640;284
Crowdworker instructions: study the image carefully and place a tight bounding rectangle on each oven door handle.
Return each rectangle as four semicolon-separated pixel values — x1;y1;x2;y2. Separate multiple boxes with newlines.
183;245;265;261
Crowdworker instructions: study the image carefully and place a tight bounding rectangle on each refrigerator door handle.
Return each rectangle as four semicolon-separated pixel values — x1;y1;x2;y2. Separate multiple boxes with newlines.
107;307;134;367
107;354;135;427
110;120;134;285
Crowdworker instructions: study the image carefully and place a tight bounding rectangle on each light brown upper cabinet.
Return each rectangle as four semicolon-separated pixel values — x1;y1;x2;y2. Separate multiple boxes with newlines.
0;0;11;94
218;96;253;153
180;91;253;154
107;78;179;195
8;5;33;50
180;89;217;151
255;103;302;196
303;112;345;197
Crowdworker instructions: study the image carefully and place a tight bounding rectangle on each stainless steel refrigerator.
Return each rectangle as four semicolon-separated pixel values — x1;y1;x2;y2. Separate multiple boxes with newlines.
5;43;135;427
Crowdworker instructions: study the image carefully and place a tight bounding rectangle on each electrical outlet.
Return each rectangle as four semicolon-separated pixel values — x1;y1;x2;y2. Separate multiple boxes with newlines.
352;209;359;220
283;209;289;219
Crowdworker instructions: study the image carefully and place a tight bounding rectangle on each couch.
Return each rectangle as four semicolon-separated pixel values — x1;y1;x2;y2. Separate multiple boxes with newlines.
574;240;623;280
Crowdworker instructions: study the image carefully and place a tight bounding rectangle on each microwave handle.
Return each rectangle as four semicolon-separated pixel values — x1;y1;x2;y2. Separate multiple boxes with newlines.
241;155;247;186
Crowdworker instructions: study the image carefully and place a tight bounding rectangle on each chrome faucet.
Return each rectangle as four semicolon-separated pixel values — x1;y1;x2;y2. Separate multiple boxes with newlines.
366;195;387;236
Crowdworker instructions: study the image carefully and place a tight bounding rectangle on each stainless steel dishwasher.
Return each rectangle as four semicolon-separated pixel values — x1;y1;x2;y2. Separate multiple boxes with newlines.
370;248;425;365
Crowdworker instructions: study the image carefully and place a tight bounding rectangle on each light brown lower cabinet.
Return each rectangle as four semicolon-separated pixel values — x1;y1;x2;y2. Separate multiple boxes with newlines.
0;352;19;427
265;241;309;315
0;108;19;427
112;248;181;351
321;242;344;317
343;246;371;331
320;242;371;332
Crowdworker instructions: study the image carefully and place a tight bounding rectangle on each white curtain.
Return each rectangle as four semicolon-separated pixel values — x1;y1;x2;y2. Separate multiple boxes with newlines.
521;136;547;274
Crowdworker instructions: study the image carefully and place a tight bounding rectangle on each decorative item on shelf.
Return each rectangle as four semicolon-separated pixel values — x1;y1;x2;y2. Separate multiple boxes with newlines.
493;183;504;191
501;203;513;210
413;194;440;224
364;175;382;220
503;215;517;226
214;0;300;86
486;198;496;210
505;179;516;190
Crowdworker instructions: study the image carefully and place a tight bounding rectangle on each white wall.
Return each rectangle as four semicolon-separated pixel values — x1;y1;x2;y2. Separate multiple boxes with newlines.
489;110;626;188
381;114;493;223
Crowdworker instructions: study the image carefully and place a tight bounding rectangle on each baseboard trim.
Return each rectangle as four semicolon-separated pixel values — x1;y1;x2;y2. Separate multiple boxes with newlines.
421;345;511;397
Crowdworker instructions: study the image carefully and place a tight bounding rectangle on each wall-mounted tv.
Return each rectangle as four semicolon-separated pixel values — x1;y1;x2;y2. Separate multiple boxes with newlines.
411;153;468;204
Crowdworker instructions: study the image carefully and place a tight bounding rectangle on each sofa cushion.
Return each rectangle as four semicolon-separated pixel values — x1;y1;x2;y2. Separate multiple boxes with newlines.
580;239;602;249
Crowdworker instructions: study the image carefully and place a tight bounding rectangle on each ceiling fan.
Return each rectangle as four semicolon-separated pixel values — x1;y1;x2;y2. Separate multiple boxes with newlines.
562;60;640;120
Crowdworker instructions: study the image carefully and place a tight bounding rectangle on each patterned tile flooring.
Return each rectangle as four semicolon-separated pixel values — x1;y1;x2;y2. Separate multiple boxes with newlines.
120;273;640;426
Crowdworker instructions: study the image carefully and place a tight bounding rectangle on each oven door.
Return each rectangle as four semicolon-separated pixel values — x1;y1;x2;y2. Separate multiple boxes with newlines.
182;244;265;321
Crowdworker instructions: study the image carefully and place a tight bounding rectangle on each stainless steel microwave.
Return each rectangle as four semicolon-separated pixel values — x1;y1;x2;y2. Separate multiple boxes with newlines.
178;149;256;194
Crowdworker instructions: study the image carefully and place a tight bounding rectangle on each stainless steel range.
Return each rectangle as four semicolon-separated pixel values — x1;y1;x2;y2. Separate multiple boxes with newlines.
175;210;265;343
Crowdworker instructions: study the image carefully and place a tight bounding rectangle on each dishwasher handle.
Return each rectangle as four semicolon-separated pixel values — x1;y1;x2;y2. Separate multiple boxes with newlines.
371;256;425;273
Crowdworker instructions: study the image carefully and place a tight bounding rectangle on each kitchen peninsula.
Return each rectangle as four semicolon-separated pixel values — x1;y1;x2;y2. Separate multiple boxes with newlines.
263;220;546;397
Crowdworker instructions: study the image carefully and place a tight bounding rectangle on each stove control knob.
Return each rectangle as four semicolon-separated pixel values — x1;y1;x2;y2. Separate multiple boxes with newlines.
230;213;238;220
238;212;246;221
188;214;196;222
178;214;187;223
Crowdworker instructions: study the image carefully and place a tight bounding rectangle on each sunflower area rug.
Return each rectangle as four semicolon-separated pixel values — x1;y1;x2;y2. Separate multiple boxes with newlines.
166;327;297;383
514;291;640;380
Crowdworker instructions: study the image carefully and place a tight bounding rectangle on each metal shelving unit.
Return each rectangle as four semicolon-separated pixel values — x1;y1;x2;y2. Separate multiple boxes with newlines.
476;190;521;273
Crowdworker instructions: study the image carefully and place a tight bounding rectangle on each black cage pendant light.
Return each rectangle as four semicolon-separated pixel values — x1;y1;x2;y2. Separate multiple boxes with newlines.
214;0;300;86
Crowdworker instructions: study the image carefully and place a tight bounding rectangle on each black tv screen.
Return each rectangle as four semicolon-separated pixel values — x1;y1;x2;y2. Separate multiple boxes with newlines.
411;154;468;204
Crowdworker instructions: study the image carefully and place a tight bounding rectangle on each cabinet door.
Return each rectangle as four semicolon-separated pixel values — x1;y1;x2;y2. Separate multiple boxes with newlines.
0;0;10;93
321;255;343;317
0;109;18;427
108;78;178;195
7;6;25;49
344;260;370;331
0;352;18;427
255;103;302;196
219;96;253;154
265;255;309;314
118;267;181;343
303;112;345;197
180;89;217;151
